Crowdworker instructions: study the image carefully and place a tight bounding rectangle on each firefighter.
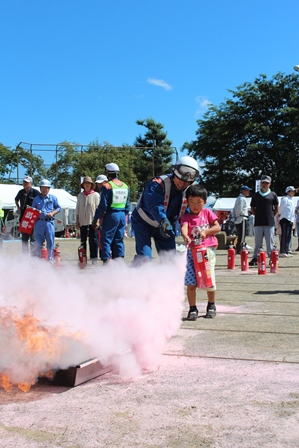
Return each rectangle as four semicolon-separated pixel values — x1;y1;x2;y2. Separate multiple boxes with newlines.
92;163;130;263
32;179;61;261
131;156;199;265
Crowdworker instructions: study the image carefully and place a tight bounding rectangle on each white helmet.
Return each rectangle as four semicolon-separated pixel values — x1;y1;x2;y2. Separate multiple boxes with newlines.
173;156;199;182
105;163;120;173
39;179;51;187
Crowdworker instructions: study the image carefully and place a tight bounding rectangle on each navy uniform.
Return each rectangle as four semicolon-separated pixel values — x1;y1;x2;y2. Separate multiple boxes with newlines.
93;163;130;262
131;156;199;264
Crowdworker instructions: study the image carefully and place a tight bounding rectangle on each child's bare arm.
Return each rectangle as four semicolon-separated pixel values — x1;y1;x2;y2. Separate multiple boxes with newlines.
181;222;191;245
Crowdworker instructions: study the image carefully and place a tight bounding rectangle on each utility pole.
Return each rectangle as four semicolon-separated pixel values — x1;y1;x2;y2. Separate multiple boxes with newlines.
152;140;156;177
15;142;22;184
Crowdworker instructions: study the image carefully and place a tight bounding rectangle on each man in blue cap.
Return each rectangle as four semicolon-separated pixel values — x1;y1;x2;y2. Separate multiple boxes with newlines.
233;185;252;254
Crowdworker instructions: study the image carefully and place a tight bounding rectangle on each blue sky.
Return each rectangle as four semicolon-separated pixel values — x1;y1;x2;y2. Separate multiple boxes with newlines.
1;0;299;169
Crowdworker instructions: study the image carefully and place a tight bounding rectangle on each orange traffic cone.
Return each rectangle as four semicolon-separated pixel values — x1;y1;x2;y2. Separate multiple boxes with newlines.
65;227;70;238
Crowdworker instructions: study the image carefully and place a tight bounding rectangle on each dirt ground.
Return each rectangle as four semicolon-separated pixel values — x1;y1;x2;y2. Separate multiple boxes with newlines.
0;235;299;447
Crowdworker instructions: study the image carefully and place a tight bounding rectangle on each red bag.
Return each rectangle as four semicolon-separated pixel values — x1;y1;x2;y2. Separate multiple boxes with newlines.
18;207;40;235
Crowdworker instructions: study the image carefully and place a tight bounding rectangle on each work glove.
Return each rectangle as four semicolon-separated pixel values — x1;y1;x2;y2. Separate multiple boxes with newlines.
159;218;174;238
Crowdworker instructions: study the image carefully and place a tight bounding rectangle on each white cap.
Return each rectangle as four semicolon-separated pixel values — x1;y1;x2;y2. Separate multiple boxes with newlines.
285;186;296;193
23;176;32;183
95;174;108;184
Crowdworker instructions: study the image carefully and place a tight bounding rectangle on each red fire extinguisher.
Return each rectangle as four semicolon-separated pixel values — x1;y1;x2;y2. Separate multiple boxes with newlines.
53;244;61;267
78;243;87;269
40;242;48;260
270;247;279;273
227;243;236;269
258;248;267;275
191;238;214;289
240;245;249;272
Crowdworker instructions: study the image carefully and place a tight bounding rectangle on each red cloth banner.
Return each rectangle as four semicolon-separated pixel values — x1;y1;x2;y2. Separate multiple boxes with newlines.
18;207;40;235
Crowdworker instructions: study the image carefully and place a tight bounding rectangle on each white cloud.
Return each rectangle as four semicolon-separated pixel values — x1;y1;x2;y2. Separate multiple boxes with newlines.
195;96;212;116
147;78;172;91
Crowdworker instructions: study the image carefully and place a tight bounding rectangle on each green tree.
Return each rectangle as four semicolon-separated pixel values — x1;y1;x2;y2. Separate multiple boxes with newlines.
0;143;14;180
46;140;140;200
184;73;299;196
46;142;80;193
0;143;47;184
134;118;175;194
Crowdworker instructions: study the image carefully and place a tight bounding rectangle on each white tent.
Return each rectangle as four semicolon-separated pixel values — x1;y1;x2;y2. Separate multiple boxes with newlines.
0;184;77;210
213;196;299;212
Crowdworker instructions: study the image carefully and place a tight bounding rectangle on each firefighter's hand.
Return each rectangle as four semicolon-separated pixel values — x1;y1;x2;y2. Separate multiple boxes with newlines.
159;218;174;238
92;219;98;229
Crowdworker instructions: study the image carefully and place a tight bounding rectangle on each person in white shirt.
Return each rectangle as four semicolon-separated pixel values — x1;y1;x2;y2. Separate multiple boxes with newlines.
295;199;299;251
278;186;297;257
233;185;251;254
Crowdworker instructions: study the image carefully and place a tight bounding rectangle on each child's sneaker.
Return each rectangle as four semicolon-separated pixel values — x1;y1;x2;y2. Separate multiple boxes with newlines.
187;308;198;321
205;303;216;318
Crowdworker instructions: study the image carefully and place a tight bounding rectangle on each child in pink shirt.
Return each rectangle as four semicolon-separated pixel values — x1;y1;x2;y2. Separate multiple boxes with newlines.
181;185;220;320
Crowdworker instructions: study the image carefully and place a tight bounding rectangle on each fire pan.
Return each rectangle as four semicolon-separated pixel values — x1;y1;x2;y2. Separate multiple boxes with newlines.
39;358;112;387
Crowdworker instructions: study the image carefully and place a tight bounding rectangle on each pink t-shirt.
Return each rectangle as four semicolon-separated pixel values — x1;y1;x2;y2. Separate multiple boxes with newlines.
181;208;219;247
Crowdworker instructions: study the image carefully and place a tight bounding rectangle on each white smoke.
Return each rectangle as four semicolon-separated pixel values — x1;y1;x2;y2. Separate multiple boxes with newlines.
0;254;185;384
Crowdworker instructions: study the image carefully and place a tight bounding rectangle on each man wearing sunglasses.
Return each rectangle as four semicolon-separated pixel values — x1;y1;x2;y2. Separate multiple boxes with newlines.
131;156;199;265
249;174;279;266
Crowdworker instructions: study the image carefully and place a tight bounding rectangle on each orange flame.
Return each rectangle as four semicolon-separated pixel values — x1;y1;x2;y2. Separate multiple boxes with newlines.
0;307;84;393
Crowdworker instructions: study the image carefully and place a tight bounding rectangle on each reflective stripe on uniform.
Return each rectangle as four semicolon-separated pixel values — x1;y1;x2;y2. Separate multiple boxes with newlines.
137;175;187;227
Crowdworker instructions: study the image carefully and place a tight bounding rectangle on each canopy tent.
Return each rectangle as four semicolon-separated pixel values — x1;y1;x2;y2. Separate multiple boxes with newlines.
213;196;299;212
0;184;77;210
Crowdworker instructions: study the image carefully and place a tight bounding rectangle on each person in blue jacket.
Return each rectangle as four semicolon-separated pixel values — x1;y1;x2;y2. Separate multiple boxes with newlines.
92;163;130;263
131;156;199;265
32;179;61;261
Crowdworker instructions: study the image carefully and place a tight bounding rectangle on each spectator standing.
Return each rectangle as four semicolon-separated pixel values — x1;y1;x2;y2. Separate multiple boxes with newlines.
249;175;279;266
233;185;251;254
93;163;130;263
181;185;220;320
248;212;255;236
278;186;296;257
94;174;108;196
32;180;61;261
76;176;100;264
15;176;40;254
131;156;199;265
295;199;299;251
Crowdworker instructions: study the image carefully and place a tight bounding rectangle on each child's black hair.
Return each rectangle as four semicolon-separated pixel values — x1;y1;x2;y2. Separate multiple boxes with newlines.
186;185;208;201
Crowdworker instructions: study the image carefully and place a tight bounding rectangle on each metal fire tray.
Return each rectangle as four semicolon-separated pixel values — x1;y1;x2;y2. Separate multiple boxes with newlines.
39;358;112;387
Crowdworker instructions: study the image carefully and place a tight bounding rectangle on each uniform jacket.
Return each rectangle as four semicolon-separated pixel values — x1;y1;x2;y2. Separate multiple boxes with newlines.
134;174;185;226
32;193;61;218
94;178;130;221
